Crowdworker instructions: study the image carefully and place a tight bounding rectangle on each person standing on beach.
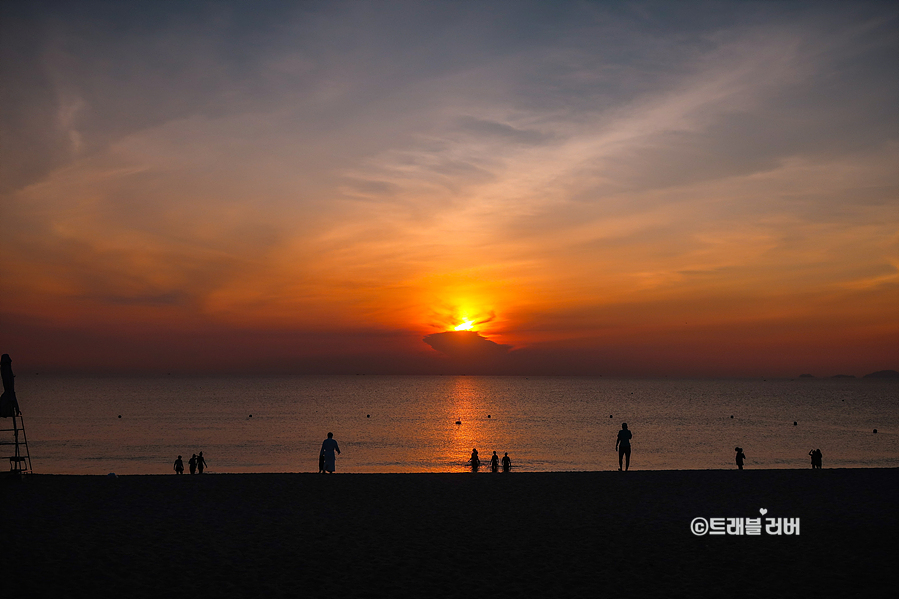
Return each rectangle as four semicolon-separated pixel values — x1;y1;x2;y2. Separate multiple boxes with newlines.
188;454;198;474
616;423;632;471
320;432;341;474
197;451;207;473
469;448;480;471
735;447;745;470
490;451;499;472
502;452;512;472
174;455;184;474
809;448;822;469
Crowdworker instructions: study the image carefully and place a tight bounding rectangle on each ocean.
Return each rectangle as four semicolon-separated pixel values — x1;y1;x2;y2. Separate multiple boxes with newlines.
8;375;898;474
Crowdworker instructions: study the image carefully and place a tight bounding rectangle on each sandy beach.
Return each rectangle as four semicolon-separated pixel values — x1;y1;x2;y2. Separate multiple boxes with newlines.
4;469;896;598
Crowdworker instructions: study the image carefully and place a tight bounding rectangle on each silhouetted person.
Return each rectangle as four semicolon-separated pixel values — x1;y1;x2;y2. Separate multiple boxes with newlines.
502;452;512;472
0;354;19;418
469;448;480;471
735;447;745;470
174;455;184;474
616;423;632;471
197;451;207;473
320;432;341;473
809;448;823;469
189;454;198;474
318;451;325;474
490;451;499;472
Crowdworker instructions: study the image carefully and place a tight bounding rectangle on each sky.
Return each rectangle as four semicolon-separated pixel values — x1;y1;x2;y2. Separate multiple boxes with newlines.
1;1;897;376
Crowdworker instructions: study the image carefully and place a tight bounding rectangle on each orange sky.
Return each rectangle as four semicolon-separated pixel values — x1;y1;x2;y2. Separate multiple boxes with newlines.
1;2;897;376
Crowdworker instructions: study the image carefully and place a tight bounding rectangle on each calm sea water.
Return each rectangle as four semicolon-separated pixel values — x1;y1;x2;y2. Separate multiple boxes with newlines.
8;375;898;474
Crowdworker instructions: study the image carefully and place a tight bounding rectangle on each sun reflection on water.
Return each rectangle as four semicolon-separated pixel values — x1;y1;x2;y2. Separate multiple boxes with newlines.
439;377;513;471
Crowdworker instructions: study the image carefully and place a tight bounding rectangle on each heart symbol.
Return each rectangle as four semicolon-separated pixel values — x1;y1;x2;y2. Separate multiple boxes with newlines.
759;508;768;515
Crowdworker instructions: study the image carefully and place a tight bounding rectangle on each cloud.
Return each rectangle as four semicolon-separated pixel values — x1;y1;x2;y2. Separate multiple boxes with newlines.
422;331;512;360
453;116;555;146
85;291;190;307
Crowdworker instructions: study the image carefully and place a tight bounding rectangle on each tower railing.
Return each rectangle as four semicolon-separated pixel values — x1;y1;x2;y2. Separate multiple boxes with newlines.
1;410;32;475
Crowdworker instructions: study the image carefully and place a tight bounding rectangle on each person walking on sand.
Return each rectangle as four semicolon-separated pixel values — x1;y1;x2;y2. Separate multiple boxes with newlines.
735;447;745;470
490;451;499;473
616;423;632;471
502;452;512;472
320;432;341;474
174;455;184;475
197;451;207;474
188;454;198;474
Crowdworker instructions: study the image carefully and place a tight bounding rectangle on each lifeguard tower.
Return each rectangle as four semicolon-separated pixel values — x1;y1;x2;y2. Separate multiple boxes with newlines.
1;354;32;476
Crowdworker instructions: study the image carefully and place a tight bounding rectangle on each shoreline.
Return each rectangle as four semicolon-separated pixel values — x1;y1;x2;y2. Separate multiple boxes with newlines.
18;464;899;477
15;464;899;475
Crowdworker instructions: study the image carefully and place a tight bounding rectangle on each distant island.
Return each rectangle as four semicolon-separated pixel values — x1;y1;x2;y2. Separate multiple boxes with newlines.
800;370;899;379
863;369;899;379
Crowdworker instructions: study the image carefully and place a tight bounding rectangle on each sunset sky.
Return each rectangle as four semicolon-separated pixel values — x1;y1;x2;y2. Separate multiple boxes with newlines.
1;1;897;376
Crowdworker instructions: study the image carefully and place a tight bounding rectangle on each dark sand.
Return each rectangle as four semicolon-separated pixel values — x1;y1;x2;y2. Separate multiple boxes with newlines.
4;469;896;598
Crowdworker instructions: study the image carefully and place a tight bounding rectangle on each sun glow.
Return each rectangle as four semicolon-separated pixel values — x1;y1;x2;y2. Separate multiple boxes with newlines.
454;320;475;331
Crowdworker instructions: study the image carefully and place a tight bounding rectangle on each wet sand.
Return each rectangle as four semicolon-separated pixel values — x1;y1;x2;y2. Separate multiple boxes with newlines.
4;469;896;598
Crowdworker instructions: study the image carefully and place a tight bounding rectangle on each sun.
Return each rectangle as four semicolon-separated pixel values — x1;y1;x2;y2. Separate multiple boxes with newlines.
454;320;475;331
429;303;496;333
